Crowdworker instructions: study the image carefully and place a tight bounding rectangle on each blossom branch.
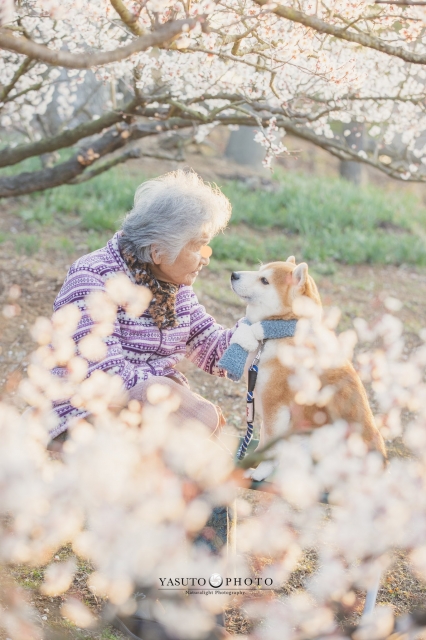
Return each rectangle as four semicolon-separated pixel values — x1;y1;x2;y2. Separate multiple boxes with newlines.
375;0;426;4
0;56;34;101
0;18;196;69
253;0;426;65
110;0;146;36
3;101;423;196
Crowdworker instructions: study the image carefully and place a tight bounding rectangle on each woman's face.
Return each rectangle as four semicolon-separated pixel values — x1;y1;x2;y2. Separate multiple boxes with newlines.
150;234;212;286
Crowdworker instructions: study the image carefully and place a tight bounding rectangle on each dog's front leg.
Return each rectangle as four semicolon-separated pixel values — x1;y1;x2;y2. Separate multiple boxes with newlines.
243;351;280;483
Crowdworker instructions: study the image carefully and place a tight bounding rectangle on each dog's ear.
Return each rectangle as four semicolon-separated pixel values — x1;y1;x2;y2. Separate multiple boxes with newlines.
292;262;308;288
286;256;296;264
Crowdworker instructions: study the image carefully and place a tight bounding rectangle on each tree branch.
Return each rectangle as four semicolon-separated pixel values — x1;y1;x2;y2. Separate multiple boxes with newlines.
0;18;196;69
2;80;43;103
0;96;141;168
375;0;426;4
0;56;34;101
0;117;190;198
110;0;145;35
69;147;183;184
253;0;426;65
68;147;144;183
140;101;426;181
210;113;426;181
1;98;424;196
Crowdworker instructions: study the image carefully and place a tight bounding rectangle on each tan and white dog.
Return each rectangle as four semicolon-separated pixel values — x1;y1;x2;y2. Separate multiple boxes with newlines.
229;257;387;481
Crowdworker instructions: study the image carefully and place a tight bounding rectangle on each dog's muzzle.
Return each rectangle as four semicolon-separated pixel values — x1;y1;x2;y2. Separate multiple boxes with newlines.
231;272;240;281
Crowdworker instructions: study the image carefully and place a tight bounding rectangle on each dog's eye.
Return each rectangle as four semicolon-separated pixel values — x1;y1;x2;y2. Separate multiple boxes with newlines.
260;277;269;285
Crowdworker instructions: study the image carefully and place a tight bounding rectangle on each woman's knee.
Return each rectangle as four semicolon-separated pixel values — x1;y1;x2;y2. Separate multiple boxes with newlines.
129;377;224;433
128;376;180;403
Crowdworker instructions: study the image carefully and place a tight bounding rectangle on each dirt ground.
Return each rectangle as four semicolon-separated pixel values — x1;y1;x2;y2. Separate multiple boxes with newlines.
1;152;426;637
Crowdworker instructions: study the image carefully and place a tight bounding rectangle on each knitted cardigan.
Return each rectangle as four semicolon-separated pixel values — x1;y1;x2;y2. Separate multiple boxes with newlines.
50;232;241;438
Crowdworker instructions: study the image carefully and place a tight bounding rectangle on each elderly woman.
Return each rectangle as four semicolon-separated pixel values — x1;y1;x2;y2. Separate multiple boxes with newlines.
49;170;241;443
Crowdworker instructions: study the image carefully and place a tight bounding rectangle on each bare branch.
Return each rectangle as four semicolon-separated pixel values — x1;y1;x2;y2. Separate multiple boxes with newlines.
68;147;144;183
69;147;183;184
0;96;141;167
0;19;196;69
253;0;426;65
0;117;190;198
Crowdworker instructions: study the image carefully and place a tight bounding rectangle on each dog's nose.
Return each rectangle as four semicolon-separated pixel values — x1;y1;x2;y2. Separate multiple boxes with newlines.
231;272;240;281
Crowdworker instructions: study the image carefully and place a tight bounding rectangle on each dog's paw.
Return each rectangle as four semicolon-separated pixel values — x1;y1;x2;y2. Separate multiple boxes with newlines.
246;461;276;482
230;324;259;353
250;322;265;341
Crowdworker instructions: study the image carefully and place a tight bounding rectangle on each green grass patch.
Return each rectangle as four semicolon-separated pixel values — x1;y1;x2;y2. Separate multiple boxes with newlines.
15;233;40;255
13;566;44;590
19;170;140;231
48;236;75;254
85;231;111;253
100;628;125;640
210;234;260;263
223;173;426;233
10;167;426;266
219;173;426;266
19;203;54;225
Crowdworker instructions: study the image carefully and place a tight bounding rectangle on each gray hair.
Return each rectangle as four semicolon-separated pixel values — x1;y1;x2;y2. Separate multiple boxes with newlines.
119;170;232;264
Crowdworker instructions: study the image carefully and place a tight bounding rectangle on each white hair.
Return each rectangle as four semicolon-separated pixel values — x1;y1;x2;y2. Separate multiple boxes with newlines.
119;170;231;264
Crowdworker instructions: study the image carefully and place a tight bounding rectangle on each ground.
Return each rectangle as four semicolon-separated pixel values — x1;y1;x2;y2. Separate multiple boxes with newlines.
1;152;426;637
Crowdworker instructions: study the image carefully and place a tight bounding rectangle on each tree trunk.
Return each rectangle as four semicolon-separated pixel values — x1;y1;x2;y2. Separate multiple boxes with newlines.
340;123;364;185
225;126;267;171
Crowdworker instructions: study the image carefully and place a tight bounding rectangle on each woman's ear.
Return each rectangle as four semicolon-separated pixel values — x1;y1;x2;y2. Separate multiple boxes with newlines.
151;245;162;265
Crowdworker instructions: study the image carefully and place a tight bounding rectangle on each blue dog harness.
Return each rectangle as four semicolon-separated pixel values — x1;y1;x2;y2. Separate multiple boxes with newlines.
218;319;298;382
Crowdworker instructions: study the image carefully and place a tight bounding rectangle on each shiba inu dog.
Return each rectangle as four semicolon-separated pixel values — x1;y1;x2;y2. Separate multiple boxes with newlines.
230;257;387;481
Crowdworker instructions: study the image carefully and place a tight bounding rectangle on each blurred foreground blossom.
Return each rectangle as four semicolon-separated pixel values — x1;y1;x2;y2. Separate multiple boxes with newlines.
0;0;14;26
0;298;426;639
40;559;76;596
61;597;96;628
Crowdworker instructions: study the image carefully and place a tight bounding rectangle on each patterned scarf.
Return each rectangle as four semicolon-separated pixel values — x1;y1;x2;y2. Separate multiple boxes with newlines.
119;247;179;330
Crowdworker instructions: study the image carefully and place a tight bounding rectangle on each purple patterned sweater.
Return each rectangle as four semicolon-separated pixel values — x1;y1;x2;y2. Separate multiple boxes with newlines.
50;232;240;438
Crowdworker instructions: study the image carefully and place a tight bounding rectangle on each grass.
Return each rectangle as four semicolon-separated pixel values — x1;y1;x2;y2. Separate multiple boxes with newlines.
23;171;138;230
15;233;40;255
12;566;44;589
49;236;76;254
219;173;426;266
10;167;426;266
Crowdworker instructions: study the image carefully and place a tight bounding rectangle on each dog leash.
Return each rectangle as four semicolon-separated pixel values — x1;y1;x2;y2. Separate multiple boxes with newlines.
236;341;264;461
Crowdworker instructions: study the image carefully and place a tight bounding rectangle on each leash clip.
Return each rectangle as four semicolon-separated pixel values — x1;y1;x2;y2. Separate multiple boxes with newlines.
247;341;264;393
251;341;264;367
